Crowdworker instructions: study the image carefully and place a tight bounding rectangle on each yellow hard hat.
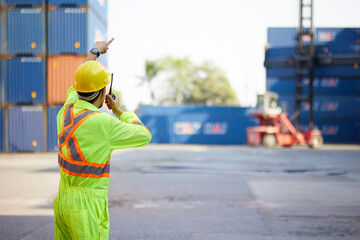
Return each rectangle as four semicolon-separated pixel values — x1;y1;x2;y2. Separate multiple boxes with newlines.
73;61;111;93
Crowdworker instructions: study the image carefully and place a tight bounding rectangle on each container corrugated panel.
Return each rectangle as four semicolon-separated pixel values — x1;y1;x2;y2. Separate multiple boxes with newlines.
139;105;251;117
301;119;360;143
0;108;3;152
8;106;44;152
6;8;45;55
168;115;257;145
47;105;62;152
88;8;107;66
267;28;298;48
48;0;107;24
268;28;360;48
267;78;360;95
315;65;360;78
139;106;257;144
267;65;360;78
139;116;170;143
278;95;360;119
47;55;86;104
48;7;108;65
5;56;45;104
0;59;2;104
4;0;45;6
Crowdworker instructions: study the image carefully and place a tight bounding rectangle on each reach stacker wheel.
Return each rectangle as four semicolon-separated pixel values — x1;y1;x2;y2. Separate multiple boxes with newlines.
309;134;323;149
263;134;277;148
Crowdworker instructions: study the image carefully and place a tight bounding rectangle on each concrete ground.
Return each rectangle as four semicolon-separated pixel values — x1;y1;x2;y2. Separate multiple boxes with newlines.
0;144;360;240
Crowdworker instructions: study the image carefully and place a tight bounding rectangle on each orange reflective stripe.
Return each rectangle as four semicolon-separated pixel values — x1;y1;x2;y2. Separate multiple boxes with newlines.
61;104;71;130
73;109;87;118
59;112;99;150
58;104;110;178
72;135;87;163
58;150;109;168
59;163;110;179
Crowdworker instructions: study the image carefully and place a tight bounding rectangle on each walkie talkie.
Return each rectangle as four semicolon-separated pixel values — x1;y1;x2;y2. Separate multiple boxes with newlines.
109;73;115;100
107;73;116;109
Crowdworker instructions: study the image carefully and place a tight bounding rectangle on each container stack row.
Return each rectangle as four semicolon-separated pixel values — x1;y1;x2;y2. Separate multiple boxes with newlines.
265;27;360;143
139;106;258;145
0;0;108;152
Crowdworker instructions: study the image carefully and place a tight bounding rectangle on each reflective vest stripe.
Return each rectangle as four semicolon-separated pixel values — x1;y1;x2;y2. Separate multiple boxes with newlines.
59;150;110;168
58;104;109;178
58;155;110;177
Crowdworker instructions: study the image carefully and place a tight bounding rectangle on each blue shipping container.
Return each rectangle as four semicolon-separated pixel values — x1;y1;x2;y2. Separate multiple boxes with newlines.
48;0;107;24
139;105;252;117
47;105;62;152
267;78;360;95
266;65;360;78
139;106;257;145
4;0;45;6
5;56;45;104
268;28;360;48
278;95;360;119
301;119;360;144
6;8;45;55
8;106;44;152
48;7;107;65
0;59;2;104
266;43;360;62
0;108;3;152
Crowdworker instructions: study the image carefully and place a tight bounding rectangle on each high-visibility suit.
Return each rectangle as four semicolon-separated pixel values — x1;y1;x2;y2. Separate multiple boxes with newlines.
54;87;151;239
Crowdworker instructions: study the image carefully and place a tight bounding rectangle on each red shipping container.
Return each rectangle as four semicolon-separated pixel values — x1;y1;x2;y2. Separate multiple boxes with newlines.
47;55;86;104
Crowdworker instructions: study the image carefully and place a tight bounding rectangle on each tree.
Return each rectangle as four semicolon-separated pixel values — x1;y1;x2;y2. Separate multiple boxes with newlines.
185;61;238;106
138;60;161;102
140;56;239;106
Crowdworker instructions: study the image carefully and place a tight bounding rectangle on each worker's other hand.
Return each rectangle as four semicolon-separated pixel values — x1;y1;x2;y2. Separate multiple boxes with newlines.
106;93;123;118
93;37;114;54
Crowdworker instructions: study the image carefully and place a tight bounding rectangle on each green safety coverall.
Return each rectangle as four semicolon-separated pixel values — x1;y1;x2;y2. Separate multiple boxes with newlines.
54;87;152;239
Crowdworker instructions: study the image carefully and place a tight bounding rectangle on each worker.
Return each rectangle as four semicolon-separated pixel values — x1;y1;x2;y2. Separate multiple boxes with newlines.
53;38;152;239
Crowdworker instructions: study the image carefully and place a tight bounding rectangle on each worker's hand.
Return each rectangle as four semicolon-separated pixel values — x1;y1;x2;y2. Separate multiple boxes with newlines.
93;37;114;54
106;93;123;118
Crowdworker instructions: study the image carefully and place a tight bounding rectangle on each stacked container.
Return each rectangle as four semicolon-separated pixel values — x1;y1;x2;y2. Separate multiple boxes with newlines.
265;27;360;143
0;0;108;152
3;1;46;152
139;106;258;145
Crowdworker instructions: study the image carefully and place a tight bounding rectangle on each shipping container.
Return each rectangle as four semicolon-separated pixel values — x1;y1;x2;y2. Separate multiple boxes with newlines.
48;7;108;65
0;59;3;104
5;56;45;104
278;95;360;119
267;78;360;95
47;105;62;152
301;119;360;144
48;0;107;24
268;28;360;48
4;0;45;6
266;65;360;78
47;55;86;104
266;43;360;62
8;106;44;152
139;106;257;145
139;105;252;117
0;108;3;152
6;8;45;55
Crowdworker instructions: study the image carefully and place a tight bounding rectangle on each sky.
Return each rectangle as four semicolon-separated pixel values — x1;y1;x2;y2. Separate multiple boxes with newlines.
107;0;360;111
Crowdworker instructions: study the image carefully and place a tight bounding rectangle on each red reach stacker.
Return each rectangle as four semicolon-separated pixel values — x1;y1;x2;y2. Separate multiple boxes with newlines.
246;92;323;149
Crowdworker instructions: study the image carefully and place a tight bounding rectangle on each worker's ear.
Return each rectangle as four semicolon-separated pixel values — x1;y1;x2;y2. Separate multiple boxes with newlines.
102;87;106;96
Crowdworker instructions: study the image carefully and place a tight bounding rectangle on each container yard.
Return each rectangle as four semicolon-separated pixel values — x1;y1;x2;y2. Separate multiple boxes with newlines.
0;0;108;152
1;0;360;240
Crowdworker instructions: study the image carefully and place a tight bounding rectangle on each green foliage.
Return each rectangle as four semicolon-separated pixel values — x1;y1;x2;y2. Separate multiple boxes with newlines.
140;56;239;106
